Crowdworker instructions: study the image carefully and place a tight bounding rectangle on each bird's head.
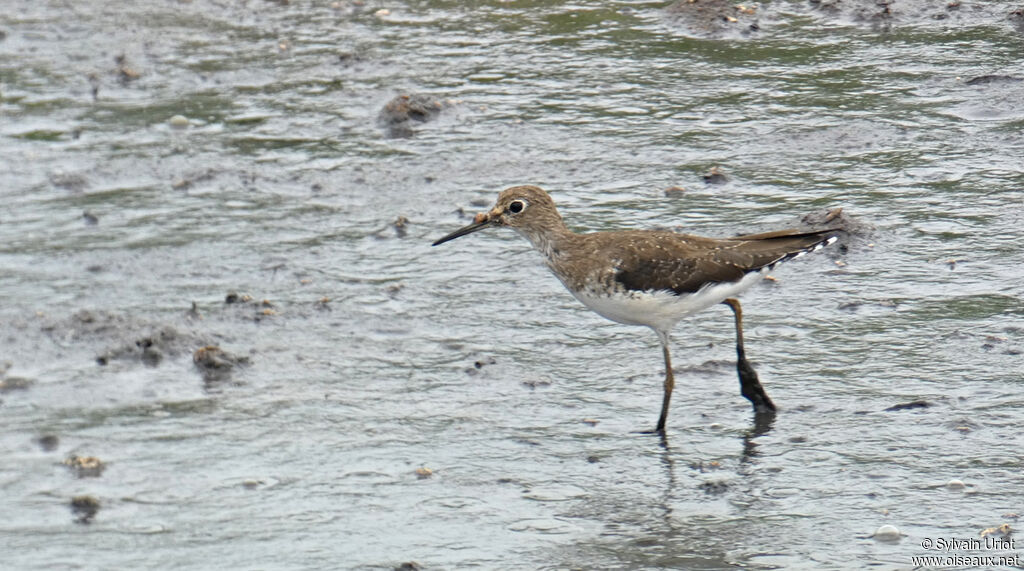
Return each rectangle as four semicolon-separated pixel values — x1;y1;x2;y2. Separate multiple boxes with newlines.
432;185;563;246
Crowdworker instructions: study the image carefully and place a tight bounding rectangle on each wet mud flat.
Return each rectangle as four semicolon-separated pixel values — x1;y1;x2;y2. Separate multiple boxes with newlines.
3;0;1024;569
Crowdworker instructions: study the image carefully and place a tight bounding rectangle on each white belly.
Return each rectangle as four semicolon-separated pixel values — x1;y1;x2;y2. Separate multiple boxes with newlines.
568;270;767;332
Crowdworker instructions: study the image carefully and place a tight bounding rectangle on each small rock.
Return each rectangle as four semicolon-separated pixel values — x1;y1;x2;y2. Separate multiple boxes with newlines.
394;563;422;571
169;115;190;129
82;211;99;225
873;524;901;541
981;523;1012;538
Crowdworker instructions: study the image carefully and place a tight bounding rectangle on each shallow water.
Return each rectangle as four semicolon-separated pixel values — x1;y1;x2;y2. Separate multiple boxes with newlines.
2;1;1024;569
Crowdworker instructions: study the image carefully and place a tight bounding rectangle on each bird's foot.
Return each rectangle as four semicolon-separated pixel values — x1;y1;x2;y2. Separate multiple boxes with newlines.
737;358;776;413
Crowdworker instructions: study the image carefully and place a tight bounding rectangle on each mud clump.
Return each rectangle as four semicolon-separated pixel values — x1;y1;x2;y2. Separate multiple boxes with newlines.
225;291;253;304
965;75;1023;86
40;310;209;368
378;93;448;138
812;0;893;28
800;207;871;236
70;495;100;524
370;216;411;239
193;345;250;384
0;374;34;393
114;54;140;84
665;0;761;38
1012;8;1024;32
95;326;195;368
64;455;106;478
49;171;89;192
223;292;278;322
885;400;932;412
465;356;496;376
702;166;729;185
38;435;60;451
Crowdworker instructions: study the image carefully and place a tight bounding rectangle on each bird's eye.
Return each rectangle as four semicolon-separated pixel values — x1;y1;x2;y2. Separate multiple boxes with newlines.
508;200;526;214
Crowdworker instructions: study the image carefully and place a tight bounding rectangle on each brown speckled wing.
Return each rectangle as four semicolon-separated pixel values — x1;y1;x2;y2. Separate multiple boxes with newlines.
612;229;838;295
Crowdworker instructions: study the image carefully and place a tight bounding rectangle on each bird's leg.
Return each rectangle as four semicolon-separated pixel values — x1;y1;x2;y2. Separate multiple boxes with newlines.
655;331;674;433
722;298;776;413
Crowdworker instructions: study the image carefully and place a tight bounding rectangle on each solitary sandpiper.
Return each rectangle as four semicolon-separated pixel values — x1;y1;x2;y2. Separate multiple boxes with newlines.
433;185;840;433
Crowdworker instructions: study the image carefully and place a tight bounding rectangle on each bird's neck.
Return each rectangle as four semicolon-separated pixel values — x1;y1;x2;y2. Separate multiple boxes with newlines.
516;221;576;261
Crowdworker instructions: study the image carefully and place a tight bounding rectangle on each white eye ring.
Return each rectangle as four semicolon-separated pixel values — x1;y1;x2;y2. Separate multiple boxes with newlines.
508;199;526;214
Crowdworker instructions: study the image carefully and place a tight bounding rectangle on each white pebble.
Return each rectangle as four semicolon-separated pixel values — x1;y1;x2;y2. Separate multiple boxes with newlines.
873;524;901;541
946;479;966;490
169;115;190;129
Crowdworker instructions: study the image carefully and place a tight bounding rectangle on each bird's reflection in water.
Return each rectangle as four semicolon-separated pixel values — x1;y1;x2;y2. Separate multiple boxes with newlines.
651;409;778;523
742;410;777;463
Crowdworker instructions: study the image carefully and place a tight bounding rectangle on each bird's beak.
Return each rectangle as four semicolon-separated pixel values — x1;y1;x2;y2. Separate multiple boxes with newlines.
432;212;495;246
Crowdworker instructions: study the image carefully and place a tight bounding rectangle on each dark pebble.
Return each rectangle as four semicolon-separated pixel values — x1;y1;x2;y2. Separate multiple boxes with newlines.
37;435;59;451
